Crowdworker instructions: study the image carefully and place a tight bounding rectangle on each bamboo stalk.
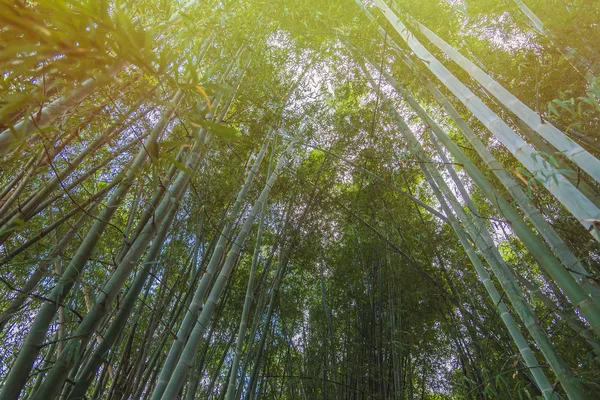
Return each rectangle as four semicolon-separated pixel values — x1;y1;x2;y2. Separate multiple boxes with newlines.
366;0;600;243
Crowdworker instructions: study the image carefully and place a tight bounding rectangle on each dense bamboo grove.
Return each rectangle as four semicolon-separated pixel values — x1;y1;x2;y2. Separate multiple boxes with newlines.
1;0;600;398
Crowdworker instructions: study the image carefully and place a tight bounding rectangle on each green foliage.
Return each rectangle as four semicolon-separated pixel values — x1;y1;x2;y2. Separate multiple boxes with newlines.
0;0;599;399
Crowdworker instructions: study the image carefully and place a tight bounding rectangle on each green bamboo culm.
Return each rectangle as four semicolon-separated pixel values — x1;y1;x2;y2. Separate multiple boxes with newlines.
363;60;600;314
2;1;600;399
156;141;295;400
359;61;582;399
0;89;185;400
367;0;600;243
511;0;599;82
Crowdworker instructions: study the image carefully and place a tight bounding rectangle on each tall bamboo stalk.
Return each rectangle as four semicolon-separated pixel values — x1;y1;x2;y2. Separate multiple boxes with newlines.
0;65;122;157
42;147;191;398
157;141;294;400
63;203;182;400
0;196;103;333
0;88;184;400
512;0;599;81
225;182;269;400
151;129;271;400
407;15;600;184
365;0;600;243
356;51;600;330
348;6;600;304
359;62;582;399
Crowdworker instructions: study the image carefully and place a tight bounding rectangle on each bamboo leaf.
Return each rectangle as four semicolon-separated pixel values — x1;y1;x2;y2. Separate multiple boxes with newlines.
190;119;238;140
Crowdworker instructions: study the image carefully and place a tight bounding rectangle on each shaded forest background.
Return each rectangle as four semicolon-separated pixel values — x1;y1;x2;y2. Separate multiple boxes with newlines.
1;0;600;399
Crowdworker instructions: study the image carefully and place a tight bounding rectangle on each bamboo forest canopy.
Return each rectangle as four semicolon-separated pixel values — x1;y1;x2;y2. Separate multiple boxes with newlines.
1;0;600;399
